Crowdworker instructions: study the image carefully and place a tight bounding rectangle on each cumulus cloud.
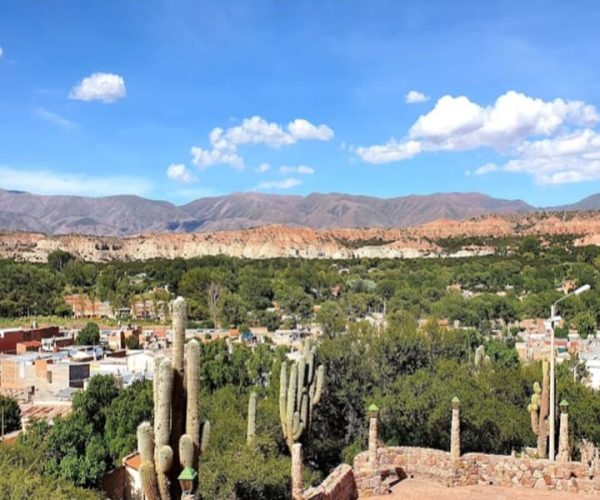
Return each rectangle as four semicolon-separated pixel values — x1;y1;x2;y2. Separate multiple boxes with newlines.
405;90;429;104
356;139;422;163
357;90;600;184
190;146;244;170
167;163;195;183
255;163;271;173
0;165;151;196
288;119;334;140
279;165;314;174
69;72;126;103
189;116;334;171
502;129;600;184
472;163;499;176
255;178;302;190
34;107;76;130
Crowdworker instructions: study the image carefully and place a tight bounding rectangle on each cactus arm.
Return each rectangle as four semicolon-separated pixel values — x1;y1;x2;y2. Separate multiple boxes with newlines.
296;356;305;409
157;445;173;500
286;364;298;446
171;297;186;374
155;360;174;455
185;339;201;467
152;355;164;431
201;420;211;454
279;363;288;437
179;434;194;468
312;365;324;406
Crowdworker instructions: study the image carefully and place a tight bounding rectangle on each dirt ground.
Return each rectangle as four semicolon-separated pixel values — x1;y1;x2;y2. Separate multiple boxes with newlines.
369;479;594;499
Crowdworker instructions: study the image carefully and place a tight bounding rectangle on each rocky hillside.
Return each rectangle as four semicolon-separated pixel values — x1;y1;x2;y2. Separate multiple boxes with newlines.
1;212;598;262
0;189;533;235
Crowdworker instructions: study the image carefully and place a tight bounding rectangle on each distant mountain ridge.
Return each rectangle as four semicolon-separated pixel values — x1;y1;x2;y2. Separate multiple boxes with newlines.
0;188;593;236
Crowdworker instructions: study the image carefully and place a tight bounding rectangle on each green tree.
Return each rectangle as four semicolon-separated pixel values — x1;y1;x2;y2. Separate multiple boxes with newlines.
316;301;346;338
0;395;21;434
573;311;596;339
104;381;153;465
76;321;100;345
47;249;75;272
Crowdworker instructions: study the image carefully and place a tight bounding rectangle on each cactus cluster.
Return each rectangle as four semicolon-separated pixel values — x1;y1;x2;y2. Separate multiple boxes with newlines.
137;296;210;500
279;341;325;451
474;344;491;368
527;360;549;458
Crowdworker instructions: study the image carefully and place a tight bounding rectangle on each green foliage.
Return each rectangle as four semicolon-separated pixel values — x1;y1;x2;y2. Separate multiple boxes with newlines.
316;300;346;338
0;445;101;500
76;321;100;345
124;334;140;349
47;249;75;272
0;394;21;434
573;311;596;338
198;386;291;500
105;380;153;465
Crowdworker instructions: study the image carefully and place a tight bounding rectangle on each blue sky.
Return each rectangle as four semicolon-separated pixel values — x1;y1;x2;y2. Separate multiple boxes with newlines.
2;0;600;206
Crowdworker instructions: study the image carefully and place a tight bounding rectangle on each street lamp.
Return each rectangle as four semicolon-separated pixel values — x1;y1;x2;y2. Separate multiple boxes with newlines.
548;283;590;461
178;466;198;497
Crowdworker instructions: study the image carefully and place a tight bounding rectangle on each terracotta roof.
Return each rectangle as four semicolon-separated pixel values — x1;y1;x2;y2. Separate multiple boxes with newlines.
123;451;141;471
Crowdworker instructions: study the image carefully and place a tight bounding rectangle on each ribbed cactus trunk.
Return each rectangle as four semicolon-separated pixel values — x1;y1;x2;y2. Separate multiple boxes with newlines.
247;391;257;446
527;360;549;458
170;297;187;497
291;443;304;500
138;297;209;500
185;338;201;465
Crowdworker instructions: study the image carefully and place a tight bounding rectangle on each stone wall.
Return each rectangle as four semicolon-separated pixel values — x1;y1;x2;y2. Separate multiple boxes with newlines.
353;446;600;496
304;464;358;500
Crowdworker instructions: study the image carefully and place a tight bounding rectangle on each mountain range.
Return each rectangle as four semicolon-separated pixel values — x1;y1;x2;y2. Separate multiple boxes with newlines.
0;188;598;236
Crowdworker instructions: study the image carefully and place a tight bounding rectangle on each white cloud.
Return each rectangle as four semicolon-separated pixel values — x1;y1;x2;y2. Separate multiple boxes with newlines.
255;178;302;190
408;91;598;151
167;163;195;184
189;116;334;171
33;107;76;130
190;146;244;170
0;165;151;196
279;165;314;175
288;119;334;140
473;163;499;176
355;139;422;163
501;129;600;184
255;162;271;173
69;72;127;103
0;47;3;58
356;90;600;185
405;90;429;104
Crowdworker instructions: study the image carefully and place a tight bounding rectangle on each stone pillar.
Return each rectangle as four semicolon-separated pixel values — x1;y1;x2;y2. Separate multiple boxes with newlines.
557;400;570;462
451;396;461;463
291;443;304;500
368;404;379;468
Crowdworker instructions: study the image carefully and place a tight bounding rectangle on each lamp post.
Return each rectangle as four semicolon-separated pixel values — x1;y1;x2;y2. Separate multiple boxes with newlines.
549;284;590;461
178;466;198;499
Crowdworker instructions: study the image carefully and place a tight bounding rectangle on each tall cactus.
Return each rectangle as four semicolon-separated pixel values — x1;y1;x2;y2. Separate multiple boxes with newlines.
247;391;257;446
527;360;549;458
137;296;210;500
279;341;325;451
